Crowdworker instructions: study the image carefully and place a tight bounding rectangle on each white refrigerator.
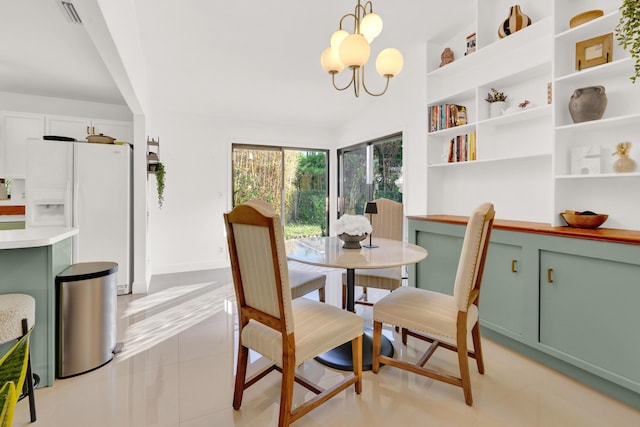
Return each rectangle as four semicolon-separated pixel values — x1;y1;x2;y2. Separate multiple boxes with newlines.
26;140;132;295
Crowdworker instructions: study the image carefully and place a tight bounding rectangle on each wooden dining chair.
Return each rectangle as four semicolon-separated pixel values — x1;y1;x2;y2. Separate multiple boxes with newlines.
372;202;495;405
245;199;326;302
224;203;363;427
341;198;404;308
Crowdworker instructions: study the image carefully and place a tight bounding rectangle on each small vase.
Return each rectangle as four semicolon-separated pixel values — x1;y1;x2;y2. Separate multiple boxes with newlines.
498;5;532;38
338;233;367;249
490;101;506;118
568;86;607;123
613;142;637;173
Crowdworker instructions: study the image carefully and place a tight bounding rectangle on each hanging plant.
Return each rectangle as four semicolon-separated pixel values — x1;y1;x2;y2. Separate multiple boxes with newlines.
156;162;166;209
616;0;640;83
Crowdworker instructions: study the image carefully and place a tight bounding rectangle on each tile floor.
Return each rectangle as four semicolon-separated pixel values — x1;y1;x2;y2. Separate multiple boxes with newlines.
12;266;639;426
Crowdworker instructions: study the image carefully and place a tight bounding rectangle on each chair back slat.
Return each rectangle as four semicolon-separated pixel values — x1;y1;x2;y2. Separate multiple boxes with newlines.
372;198;403;241
225;203;294;334
453;203;495;312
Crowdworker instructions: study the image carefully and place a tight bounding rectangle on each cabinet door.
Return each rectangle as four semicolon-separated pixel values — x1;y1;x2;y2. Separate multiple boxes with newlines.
1;112;45;179
413;230;462;295
46;116;91;141
540;250;640;392
480;242;524;338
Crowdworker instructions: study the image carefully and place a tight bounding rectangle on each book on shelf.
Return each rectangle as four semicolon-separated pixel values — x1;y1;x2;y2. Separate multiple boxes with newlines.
428;104;467;132
447;131;476;163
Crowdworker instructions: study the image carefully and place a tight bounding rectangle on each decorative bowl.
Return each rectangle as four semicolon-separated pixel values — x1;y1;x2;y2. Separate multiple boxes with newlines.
338;233;367;249
87;134;116;144
569;10;604;28
560;210;608;229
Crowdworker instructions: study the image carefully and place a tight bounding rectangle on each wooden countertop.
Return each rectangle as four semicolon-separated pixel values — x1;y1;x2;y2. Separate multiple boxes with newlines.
407;215;640;245
0;205;25;215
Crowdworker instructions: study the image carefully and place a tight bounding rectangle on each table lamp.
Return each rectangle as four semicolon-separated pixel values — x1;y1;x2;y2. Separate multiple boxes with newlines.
363;201;378;248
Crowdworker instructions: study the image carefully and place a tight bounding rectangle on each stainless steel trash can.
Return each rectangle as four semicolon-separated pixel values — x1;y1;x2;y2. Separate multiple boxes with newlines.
55;262;118;378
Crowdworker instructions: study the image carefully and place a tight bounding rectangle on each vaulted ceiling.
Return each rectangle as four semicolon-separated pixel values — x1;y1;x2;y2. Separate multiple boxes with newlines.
0;0;469;128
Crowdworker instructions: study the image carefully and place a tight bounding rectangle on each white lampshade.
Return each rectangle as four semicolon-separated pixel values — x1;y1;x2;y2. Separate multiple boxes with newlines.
360;13;383;43
338;34;371;67
376;48;404;77
321;47;345;73
330;29;349;50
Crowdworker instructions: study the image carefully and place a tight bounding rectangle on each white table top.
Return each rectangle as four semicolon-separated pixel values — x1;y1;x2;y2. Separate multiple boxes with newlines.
287;236;428;270
0;227;78;249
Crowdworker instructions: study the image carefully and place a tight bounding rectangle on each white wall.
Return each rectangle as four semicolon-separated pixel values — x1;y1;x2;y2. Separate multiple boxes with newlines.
335;41;429;217
146;109;335;275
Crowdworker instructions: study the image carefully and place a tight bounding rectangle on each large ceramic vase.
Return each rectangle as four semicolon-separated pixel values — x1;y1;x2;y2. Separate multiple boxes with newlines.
568;86;607;123
498;5;531;38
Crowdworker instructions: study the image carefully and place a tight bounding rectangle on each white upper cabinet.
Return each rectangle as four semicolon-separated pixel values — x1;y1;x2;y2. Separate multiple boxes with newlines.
0;112;46;179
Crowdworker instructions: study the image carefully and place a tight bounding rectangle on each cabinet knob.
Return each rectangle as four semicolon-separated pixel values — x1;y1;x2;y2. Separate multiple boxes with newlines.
511;259;518;273
547;268;554;283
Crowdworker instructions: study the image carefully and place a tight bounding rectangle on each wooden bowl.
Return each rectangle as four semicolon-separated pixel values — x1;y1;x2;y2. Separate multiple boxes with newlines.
570;10;604;28
560;211;608;229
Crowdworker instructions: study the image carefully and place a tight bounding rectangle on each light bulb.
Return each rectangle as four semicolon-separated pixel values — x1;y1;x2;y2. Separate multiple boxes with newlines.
330;29;349;50
338;34;371;67
376;48;403;77
321;47;345;73
360;13;383;42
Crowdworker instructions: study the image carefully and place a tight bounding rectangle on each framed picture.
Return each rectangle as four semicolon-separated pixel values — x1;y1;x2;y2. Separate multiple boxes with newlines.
575;33;612;71
465;33;476;56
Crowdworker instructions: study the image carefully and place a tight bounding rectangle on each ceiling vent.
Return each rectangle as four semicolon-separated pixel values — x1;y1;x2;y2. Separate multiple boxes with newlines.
58;1;82;24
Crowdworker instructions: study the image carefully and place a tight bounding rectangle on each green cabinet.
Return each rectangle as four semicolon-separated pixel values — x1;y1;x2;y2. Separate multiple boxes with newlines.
408;218;640;408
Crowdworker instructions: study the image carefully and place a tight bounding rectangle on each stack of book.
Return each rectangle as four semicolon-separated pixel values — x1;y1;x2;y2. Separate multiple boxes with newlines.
447;132;477;163
429;104;467;132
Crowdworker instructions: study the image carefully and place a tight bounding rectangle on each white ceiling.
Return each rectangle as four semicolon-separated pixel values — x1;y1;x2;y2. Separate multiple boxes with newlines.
0;0;470;128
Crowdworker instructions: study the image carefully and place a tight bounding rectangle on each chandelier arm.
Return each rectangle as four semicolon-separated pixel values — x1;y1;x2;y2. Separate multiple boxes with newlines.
361;66;390;97
339;13;358;32
332;70;356;92
363;1;374;14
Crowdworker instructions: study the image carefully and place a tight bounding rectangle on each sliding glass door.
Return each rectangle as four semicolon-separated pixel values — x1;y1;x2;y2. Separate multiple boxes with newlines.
338;133;403;216
232;144;329;238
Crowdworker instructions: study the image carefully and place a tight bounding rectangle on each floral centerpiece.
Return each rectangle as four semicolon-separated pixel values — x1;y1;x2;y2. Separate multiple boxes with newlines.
335;214;372;249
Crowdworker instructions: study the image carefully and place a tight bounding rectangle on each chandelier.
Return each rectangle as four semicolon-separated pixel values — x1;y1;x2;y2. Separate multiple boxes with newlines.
320;0;403;97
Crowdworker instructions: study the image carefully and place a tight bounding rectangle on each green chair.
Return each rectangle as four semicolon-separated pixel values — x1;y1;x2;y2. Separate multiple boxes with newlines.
0;327;33;427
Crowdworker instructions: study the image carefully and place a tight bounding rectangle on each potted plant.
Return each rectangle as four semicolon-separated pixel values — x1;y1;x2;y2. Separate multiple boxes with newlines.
616;0;640;83
156;162;166;209
485;87;508;118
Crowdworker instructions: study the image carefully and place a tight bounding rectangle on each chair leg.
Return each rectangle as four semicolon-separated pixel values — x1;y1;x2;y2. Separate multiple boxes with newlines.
341;285;347;310
278;347;295;427
352;335;363;394
401;327;408;345
233;344;249;410
456;326;473;406
318;287;326;303
21;318;36;422
372;321;382;374
471;322;484;374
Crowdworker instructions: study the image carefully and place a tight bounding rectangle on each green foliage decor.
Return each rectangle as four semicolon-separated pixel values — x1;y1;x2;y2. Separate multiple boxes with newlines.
485;88;508;103
616;0;640;83
156;162;166;209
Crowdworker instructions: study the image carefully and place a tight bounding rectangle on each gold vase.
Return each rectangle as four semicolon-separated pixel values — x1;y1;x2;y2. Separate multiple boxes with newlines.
613;142;637;173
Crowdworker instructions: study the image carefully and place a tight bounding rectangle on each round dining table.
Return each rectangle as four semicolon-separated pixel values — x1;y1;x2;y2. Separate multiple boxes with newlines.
287;236;428;371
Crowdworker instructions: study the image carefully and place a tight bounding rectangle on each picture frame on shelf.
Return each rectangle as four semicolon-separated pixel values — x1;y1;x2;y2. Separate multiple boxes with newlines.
570;146;605;175
465;33;476;56
575;33;612;71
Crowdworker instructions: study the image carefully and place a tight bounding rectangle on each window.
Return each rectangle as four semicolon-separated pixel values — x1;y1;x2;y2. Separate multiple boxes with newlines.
338;133;402;216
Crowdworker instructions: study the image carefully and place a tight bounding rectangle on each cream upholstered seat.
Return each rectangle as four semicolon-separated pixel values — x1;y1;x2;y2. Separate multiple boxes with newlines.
342;198;403;308
246;199;326;303
224;203;363;427
0;294;37;423
372;202;495;406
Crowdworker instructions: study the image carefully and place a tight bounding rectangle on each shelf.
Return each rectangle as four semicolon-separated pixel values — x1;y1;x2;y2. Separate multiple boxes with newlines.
428;123;475;139
555;113;640;133
555;57;634;83
556;172;640;180
555;10;619;42
429;153;550;168
478;104;552;127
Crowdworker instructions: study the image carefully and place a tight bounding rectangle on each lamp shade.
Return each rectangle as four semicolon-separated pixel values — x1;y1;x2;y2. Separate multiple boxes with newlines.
330;29;349;50
375;48;404;77
360;13;383;42
338;33;371;67
365;201;378;214
321;46;345;73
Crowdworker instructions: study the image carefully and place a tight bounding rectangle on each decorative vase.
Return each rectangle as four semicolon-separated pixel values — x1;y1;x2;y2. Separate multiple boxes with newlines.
613;142;637;173
568;86;607;123
338;233;367;249
498;5;532;38
490;101;506;118
0;183;7;200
